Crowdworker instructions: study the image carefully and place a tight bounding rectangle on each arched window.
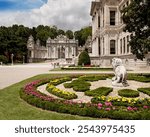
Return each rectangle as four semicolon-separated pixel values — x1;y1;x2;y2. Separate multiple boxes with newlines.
110;40;116;54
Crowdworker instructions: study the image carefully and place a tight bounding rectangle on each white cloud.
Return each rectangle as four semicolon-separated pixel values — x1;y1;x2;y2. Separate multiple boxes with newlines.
0;0;92;30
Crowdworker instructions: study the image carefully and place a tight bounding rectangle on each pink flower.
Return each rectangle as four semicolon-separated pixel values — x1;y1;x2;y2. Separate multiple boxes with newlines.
98;106;102;110
105;102;112;107
143;106;149;109
127;106;133;111
98;103;103;107
133;107;138;111
105;108;111;111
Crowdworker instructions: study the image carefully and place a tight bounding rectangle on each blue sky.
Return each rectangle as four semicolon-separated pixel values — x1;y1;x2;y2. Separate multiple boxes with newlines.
0;0;48;11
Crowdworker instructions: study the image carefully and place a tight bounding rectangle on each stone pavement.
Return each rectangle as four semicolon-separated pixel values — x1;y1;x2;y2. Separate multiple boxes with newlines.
0;63;53;89
0;63;150;89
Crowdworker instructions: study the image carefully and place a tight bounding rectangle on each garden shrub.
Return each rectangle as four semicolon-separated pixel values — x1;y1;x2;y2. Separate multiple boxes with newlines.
78;75;108;81
128;74;150;82
118;89;139;98
138;88;150;96
85;87;113;97
78;50;91;66
64;79;91;92
50;77;72;86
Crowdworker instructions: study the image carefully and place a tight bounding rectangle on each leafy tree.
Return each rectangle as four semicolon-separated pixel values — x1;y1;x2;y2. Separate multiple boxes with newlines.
0;55;8;64
74;26;92;46
122;0;150;60
66;30;74;39
78;50;91;66
57;29;65;35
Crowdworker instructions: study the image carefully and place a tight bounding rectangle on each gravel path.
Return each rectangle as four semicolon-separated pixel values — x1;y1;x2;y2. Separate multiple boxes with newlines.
37;79;150;103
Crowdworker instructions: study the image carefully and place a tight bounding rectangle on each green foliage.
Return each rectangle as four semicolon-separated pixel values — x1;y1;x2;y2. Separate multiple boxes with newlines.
61;67;113;71
85;87;113;97
78;50;91;66
122;0;150;60
64;79;91;92
138;88;150;96
0;55;8;64
78;75;108;81
50;77;72;86
118;89;139;98
74;26;92;46
66;30;74;39
128;74;150;82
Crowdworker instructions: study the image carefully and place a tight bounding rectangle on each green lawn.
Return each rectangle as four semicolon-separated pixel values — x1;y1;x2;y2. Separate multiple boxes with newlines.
0;74;96;120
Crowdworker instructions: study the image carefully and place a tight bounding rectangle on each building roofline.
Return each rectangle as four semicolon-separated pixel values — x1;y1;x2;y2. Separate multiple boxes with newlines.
90;1;101;16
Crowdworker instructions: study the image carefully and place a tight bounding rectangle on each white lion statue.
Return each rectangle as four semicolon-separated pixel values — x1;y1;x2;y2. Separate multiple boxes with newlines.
112;58;129;87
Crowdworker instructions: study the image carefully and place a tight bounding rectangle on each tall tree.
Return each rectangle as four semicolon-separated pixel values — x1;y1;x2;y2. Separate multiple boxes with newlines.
66;30;74;39
122;0;150;60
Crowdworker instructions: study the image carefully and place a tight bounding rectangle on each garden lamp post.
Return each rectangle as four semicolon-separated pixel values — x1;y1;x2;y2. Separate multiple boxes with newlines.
11;53;14;65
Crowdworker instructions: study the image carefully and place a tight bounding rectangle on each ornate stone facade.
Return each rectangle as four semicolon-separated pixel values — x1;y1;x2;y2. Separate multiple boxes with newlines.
27;35;78;63
90;0;150;67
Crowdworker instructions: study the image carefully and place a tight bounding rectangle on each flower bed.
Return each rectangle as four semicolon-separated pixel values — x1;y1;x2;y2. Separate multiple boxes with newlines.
85;87;113;97
19;74;150;120
46;83;77;100
118;89;140;98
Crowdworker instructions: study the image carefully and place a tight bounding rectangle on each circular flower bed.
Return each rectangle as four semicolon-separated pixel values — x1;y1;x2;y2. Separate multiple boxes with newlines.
20;74;150;120
118;89;140;98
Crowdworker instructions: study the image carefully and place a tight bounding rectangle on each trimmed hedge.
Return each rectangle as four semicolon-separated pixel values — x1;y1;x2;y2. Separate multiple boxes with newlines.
128;74;150;82
118;89;139;98
85;87;113;97
64;79;91;92
50;77;72;86
78;75;108;81
138;88;150;96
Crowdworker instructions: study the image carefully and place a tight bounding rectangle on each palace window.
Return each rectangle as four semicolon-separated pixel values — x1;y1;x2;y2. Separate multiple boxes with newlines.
110;40;116;54
110;11;116;25
120;39;122;54
123;37;126;54
98;15;100;28
127;35;130;53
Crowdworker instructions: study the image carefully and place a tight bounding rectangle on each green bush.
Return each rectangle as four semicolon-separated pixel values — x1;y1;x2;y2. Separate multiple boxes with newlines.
128;74;150;82
85;87;113;97
78;51;91;66
64;79;91;92
78;75;108;81
118;89;139;98
50;77;72;86
0;55;8;64
138;88;150;96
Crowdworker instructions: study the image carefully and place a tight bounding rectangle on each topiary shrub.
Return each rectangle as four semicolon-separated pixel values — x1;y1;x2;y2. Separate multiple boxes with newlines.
118;89;139;98
78;50;91;66
85;87;113;97
0;55;8;64
64;79;91;92
138;88;150;96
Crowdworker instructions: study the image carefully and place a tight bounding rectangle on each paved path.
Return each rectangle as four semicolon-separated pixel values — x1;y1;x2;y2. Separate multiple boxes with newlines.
0;63;53;89
1;63;150;90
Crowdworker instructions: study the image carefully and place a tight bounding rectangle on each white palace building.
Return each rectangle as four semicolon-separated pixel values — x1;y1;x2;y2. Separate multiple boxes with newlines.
90;0;150;67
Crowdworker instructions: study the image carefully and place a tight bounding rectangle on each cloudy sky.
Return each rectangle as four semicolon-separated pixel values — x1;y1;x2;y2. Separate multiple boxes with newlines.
0;0;92;30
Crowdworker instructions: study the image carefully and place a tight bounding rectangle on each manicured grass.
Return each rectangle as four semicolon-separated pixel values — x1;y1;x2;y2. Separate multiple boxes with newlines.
0;74;96;120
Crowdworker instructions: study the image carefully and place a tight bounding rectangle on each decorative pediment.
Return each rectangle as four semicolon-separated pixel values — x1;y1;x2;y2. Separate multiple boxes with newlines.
56;34;69;41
